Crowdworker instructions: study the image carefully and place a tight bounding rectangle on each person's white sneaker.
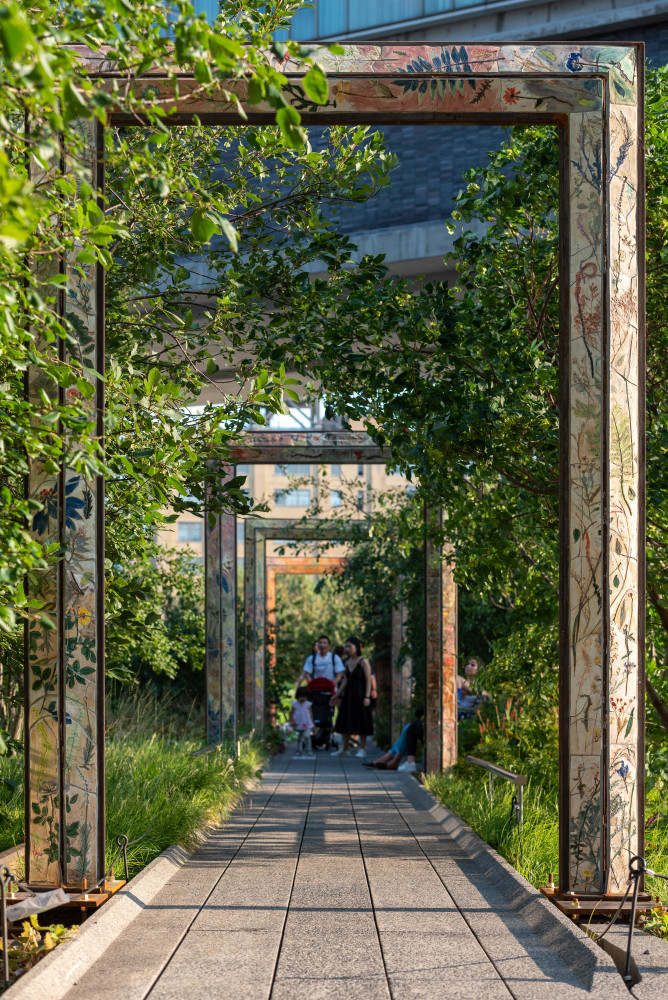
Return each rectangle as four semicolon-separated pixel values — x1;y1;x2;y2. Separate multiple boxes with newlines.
398;760;417;772
355;748;366;759
303;753;315;759
330;748;348;757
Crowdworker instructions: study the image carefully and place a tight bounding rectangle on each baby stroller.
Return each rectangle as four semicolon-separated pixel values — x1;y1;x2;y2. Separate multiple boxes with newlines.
307;677;337;750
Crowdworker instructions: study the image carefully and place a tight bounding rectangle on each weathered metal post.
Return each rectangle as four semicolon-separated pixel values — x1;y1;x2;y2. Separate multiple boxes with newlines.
244;520;266;731
204;504;236;745
424;507;458;774
25;119;105;888
390;600;413;743
559;77;645;895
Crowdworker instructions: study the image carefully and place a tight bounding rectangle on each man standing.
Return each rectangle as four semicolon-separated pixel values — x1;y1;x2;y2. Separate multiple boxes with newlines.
297;634;344;689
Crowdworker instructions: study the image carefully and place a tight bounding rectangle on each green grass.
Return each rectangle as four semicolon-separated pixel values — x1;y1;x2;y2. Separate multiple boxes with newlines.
425;767;559;888
0;691;267;880
0;753;23;854
426;764;668;908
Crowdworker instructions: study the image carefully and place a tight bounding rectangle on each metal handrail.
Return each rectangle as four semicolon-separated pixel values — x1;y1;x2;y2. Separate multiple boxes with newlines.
466;755;527;824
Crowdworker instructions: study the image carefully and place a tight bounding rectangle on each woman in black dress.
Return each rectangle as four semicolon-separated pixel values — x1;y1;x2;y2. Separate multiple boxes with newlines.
331;636;374;759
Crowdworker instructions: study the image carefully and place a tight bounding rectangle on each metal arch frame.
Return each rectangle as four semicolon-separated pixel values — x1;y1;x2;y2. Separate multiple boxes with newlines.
265;556;348;724
26;41;644;898
390;600;414;743
243;517;361;730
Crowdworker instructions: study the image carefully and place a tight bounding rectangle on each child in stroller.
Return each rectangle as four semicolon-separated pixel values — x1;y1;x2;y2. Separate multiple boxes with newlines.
307;676;337;750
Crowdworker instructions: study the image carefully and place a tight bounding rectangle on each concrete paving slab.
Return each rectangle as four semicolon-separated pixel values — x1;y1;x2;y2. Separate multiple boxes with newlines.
593;921;668;998
270;767;389;1000
339;768;511;999
374;769;630;999
29;744;646;1000
147;771;315;1000
56;761;295;1000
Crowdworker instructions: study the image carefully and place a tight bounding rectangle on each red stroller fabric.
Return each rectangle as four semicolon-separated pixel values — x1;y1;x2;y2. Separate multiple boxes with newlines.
307;677;335;695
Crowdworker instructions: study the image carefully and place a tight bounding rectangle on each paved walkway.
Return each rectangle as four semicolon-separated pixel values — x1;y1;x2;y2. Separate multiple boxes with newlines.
62;749;629;1000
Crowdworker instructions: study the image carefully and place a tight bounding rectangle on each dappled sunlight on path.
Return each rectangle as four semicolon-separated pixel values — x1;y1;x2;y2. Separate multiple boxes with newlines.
59;748;629;1000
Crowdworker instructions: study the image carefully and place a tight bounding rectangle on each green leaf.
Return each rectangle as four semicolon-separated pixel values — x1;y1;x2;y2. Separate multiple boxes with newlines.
189;209;217;244
63;80;92;122
209;34;243;63
146;367;160;393
0;12;33;60
624;706;635;739
220;218;238;252
302;67;329;106
247;78;264;106
194;60;213;85
276;105;305;148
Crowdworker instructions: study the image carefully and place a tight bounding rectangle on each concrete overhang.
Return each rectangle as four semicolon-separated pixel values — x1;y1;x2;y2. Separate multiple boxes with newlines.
313;0;668;44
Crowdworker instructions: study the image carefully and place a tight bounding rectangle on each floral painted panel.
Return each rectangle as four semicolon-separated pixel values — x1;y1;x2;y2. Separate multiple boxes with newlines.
567;108;607;893
253;532;266;731
606;95;641;892
220;513;237;745
424;509;442;776
205;510;222;743
424;510;458;774
27;119;103;887
243;522;257;726
230;431;385;465
442;546;458;771
390;602;413;743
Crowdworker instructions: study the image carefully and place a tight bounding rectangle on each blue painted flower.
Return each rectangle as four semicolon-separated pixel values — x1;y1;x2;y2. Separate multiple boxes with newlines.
32;485;58;536
616;760;630;780
566;51;583;72
32;477;87;535
46;701;73;725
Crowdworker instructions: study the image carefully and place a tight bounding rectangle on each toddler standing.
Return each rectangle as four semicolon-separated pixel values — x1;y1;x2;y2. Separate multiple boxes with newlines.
290;686;314;757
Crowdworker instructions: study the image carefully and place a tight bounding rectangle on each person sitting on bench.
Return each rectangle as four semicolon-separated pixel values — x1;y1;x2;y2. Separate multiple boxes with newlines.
366;708;424;773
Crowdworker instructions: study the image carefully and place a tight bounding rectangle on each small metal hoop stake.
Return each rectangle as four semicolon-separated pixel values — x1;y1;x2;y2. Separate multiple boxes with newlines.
510;795;523;864
116;834;130;883
624;855;645;984
0;866;14;990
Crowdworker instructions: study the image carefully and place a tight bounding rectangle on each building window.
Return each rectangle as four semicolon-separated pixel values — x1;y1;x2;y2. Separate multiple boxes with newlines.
357;464;364;477
331;464;341;477
357;490;364;511
275;489;311;506
236;463;249;474
330;490;342;508
178;521;202;543
274;464;310;475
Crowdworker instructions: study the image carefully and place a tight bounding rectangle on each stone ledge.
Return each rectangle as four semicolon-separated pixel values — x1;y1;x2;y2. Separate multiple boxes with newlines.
394;772;631;998
8;844;191;1000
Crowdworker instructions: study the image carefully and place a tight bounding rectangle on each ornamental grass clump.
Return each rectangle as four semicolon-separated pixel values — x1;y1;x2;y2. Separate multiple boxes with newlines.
105;691;265;879
0;691;266;878
426;694;668;931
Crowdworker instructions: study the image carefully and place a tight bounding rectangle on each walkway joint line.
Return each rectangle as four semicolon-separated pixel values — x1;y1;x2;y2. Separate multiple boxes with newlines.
267;759;318;1000
372;773;518;1000
144;756;295;1000
340;761;398;1000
